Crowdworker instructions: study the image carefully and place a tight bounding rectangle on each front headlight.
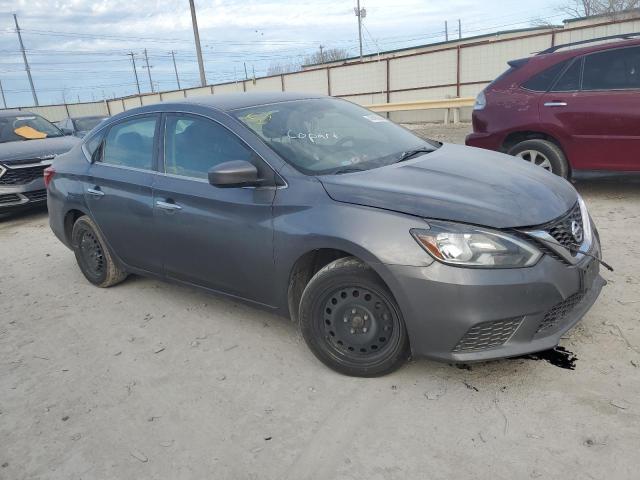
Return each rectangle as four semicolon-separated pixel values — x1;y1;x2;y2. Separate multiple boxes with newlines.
577;194;593;247
411;221;541;268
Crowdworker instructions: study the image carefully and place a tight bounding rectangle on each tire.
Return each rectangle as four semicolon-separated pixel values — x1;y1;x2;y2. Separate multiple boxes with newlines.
71;215;128;288
299;257;410;377
508;139;569;178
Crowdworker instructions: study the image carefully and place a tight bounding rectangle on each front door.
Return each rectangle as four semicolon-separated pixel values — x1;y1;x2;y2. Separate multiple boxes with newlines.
153;113;277;305
540;46;640;171
85;114;162;273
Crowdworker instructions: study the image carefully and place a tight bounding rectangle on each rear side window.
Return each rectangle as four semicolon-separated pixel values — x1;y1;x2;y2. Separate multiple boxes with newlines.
583;46;640;90
522;60;568;91
102;116;157;170
552;59;582;91
84;131;105;162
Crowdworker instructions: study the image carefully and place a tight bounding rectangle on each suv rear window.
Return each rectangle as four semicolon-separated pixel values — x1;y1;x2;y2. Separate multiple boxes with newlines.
551;58;582;91
522;60;569;92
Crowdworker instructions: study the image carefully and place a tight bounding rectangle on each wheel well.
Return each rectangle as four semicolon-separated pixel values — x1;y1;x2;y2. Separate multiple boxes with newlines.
63;209;85;245
287;249;355;322
501;131;562;153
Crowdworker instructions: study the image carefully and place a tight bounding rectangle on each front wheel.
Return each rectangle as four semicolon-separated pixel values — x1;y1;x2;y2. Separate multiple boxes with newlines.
508;139;569;178
71;215;128;288
299;257;410;377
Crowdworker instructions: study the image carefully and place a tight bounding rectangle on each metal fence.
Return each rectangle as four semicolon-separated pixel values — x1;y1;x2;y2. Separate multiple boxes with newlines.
2;14;639;124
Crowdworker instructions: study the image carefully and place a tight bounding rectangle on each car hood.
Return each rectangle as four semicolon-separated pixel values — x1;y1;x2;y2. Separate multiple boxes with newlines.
0;136;81;164
317;143;577;229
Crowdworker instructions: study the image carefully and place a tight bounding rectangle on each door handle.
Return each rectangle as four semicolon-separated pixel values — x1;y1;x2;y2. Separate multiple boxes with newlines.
156;200;182;211
87;187;104;197
544;101;568;107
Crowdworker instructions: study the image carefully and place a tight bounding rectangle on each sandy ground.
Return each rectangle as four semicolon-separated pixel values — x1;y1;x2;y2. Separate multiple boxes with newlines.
1;124;639;480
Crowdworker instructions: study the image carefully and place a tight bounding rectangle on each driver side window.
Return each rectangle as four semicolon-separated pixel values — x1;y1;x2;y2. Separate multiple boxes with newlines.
164;114;254;180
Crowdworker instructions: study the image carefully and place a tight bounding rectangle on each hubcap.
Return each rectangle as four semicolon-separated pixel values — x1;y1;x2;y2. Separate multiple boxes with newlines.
321;287;395;357
79;229;104;275
516;149;553;172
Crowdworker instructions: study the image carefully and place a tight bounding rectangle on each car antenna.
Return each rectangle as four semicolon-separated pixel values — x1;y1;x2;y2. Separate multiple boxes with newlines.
532;236;613;272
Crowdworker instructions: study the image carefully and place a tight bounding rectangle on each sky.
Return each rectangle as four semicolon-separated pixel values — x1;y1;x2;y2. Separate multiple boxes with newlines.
0;0;566;108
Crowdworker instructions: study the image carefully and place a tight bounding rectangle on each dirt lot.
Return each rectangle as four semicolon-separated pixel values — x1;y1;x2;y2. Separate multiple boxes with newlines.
1;124;639;480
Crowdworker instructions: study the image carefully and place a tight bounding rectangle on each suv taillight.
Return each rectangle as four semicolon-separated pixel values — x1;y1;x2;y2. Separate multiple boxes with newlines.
44;166;55;189
473;90;486;111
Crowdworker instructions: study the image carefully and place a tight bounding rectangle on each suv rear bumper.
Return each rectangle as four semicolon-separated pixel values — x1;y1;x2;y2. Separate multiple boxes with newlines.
465;131;504;151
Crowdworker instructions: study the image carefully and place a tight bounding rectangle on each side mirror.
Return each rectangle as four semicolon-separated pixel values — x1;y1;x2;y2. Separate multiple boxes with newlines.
208;160;261;188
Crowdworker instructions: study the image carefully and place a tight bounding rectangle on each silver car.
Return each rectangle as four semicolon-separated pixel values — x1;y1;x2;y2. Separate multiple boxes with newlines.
46;93;605;376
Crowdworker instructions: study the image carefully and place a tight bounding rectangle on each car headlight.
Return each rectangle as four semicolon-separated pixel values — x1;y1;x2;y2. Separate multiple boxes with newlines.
411;221;541;268
577;194;593;246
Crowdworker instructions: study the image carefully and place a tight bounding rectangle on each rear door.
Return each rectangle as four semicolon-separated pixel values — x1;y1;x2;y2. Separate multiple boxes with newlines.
84;114;162;273
153;112;277;305
540;46;640;171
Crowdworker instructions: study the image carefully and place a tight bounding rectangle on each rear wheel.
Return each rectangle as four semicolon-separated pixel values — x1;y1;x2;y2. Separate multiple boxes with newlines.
71;215;127;287
508;139;569;178
299;257;410;377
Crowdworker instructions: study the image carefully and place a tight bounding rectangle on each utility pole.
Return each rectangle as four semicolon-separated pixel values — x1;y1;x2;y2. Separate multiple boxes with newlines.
458;19;462;39
189;0;207;86
13;14;38;106
445;21;449;41
244;62;248;80
171;50;181;89
128;52;141;94
319;45;325;63
354;1;366;61
0;80;6;109
143;49;154;93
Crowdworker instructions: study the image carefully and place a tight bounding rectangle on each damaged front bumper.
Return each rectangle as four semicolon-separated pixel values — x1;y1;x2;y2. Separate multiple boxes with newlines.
383;235;605;363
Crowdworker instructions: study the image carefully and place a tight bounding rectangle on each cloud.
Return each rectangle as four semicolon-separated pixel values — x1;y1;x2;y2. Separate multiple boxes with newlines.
0;0;558;106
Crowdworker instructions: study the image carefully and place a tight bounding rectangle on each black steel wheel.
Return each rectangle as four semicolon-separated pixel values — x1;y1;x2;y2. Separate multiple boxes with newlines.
299;257;409;377
71;215;127;287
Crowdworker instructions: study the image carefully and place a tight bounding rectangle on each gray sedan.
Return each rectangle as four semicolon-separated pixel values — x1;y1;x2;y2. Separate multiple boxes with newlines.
46;93;605;376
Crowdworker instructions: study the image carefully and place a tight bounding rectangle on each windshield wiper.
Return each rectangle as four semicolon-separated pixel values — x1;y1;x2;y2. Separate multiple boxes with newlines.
396;147;433;163
332;166;366;175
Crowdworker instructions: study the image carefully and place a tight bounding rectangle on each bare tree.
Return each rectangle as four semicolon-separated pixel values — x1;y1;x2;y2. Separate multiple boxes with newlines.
558;0;639;18
266;62;300;76
303;48;349;65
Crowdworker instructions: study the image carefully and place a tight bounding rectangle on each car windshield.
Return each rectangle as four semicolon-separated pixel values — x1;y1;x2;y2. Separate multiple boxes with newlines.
232;98;439;175
0;114;64;143
74;116;107;132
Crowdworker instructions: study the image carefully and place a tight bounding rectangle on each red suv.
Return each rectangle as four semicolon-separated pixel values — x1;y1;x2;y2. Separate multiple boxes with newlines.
466;35;640;178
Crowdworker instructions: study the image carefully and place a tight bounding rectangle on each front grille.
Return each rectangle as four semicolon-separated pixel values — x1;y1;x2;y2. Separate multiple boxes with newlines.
0;193;22;205
453;317;522;352
544;203;583;255
23;189;47;202
537;291;585;334
0;164;48;185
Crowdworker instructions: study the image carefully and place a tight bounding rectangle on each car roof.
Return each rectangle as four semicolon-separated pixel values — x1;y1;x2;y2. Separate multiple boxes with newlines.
176;91;326;111
0;110;37;118
536;37;640;62
70;115;108;120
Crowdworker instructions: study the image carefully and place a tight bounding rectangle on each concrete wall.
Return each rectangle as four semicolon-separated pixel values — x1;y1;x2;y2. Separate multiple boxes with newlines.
3;14;638;124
